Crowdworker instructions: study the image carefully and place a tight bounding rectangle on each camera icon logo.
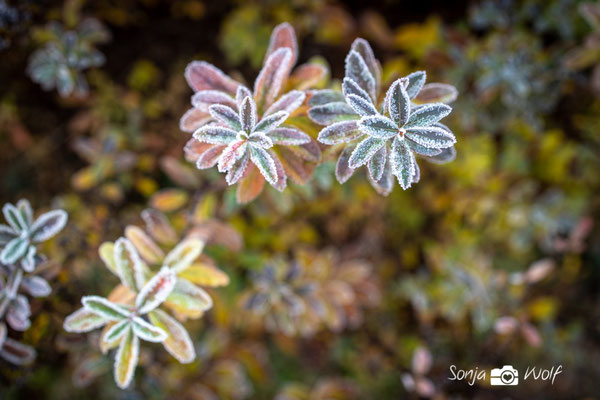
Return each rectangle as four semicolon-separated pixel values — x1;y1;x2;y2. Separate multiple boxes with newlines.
490;365;519;386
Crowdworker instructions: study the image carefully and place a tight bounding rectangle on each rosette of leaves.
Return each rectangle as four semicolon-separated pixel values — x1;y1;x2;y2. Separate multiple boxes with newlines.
181;23;327;203
0;199;67;365
27;18;110;97
309;39;458;195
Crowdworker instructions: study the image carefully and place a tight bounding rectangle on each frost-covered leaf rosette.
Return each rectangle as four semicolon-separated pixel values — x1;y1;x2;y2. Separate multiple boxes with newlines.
0;199;68;365
309;39;458;195
64;211;230;389
181;23;327;203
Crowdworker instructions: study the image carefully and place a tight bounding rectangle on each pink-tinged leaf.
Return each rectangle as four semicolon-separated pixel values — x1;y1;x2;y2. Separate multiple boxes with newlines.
387;79;411;126
226;152;250;185
390;137;416;190
141;209;177;246
180;108;211;133
267;127;311;145
82;296;130;320
277;147;312;185
107;284;136;305
164;238;204;273
345;50;376;101
30;209;68;242
265;22;298;68
103;319;131;343
236;164;266;203
287;63;327;90
193;124;238;145
135;266;177;314
414;83;458;104
254;111;289;133
16;199;33;226
289;140;321;162
248;132;274;149
405;126;455;149
308;102;357;125
270;151;287;192
346;94;378;117
317;120;362;145
179;263;230;287
342;77;371;103
194;144;226;169
191;90;236;112
99;242;118;275
209;104;242;131
114;328;139;389
404;71;427;99
218;141;248;173
264;90;306;116
254;48;293;111
336;144;357;184
132;316;167;342
0;237;29;265
165;279;213;319
114;237;147;291
349;137;386;168
368;156;394;196
405;103;452;128
184;61;239;94
64;308;109;332
351;38;381;90
0;338;36;365
250;146;278;185
239;96;257;132
20;276;51;297
2;203;28;232
125;226;165;265
368;144;387;181
149;309;196;363
0;224;17;245
236;85;252;105
412;346;432;375
7;295;31;331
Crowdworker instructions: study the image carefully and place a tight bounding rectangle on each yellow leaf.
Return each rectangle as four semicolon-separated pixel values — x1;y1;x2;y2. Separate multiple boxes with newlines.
179;263;230;287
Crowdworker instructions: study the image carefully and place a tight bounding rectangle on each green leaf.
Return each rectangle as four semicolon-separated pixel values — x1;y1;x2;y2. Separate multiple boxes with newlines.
349;137;386;168
64;308;110;332
0;238;29;265
208;104;242;131
131;316;167;342
368;144;387;181
193;124;238;145
390;137;416;190
345;50;376;101
3;203;28;233
253;111;289;133
405;103;452;128
308;102;357;125
346;94;378;117
404;71;427;99
114;328;139;389
405;126;456;149
358;115;398;139
103;319;131;343
114;237;147;291
165;279;213;319
82;296;130;321
250;146;278;185
387;79;411;127
29;209;68;242
149;309;196;363
135;266;177;314
317;120;362;145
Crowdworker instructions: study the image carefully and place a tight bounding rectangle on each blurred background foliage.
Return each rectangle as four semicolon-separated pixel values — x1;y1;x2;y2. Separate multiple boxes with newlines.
1;0;600;398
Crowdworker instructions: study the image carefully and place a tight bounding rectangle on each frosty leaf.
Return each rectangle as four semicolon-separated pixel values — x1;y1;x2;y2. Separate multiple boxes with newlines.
265;22;298;68
164;239;205;273
0;338;36;366
390;137;416;190
135;266;177;314
141;209;178;246
239;96;257;132
0;238;29;265
342;77;372;103
358;115;398;139
413;161;421;184
114;237;147;291
195;144;226;169
178;263;230;287
350;38;381;89
225;152;250;185
254;111;289;133
308;90;345;106
264;90;306;116
308;102;357;125
267;127;311;145
149;309;195;363
114;328;139;389
236;85;253;105
180;108;211;133
3;203;28;232
426;146;456;164
64;308;109;332
21;245;36;273
404;71;427;99
0;224;17;245
103;319;131;343
287;63;327;90
166;279;213;318
387;79;411;126
82;296;130;321
21;276;51;297
405;126;456;149
132;316;167;342
218;141;248;173
345;50;376;101
29;209;68;242
16;199;33;226
414;83;458;104
194;124;238;145
254;48;293;111
368;145;387;181
125;226;165;265
336;144;357;184
405;103;452;128
236;164;266;203
191;90;237;112
208;104;242;131
99;242;118;275
317;120;362;145
406;138;443;156
248;132;274;149
184;61;239;94
250;146;278;185
346;94;378;117
349;137;386;168
369;157;394;196
7;295;31;331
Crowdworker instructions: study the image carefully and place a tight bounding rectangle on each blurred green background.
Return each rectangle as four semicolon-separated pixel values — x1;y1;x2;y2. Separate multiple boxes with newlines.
1;0;600;399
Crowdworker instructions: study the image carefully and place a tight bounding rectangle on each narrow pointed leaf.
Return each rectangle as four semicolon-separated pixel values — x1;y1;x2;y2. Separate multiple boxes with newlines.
405;103;452;127
253;111;288;133
345;50;376;100
225;152;250;185
2;203;28;233
349;137;386;168
64;308;109;332
193;124;238;145
208;104;242;131
308;102;357;125
236;85;252;105
336;144;357;183
404;71;427;99
114;328;139;389
368;144;387;181
351;38;381;89
164;239;204;273
248;132;274;149
149;309;196;363
264;90;305;116
103;319;131;343
406;138;443;156
250;146;278;185
254;48;293;111
82;296;130;320
405;126;456;149
369;157;394;196
218;141;248;173
16;199;33;227
184;61;239;94
387;79;411;126
136;266;177;314
191;90;236;112
426;145;456;164
239;96;257;132
308;89;345;106
267;127;311;145
342;77;372;103
20;245;36;272
30;209;68;242
358;115;398;139
390;137;416;190
114;237;146;291
265;22;298;67
317;120;362;145
0;238;29;265
195;144;226;169
180;108;211;133
132;316;167;342
346;94;378;116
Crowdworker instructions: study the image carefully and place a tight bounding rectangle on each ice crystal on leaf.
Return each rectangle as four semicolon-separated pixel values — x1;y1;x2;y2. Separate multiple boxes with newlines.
0;199;67;365
63;207;231;389
181;23;326;203
309;39;458;195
